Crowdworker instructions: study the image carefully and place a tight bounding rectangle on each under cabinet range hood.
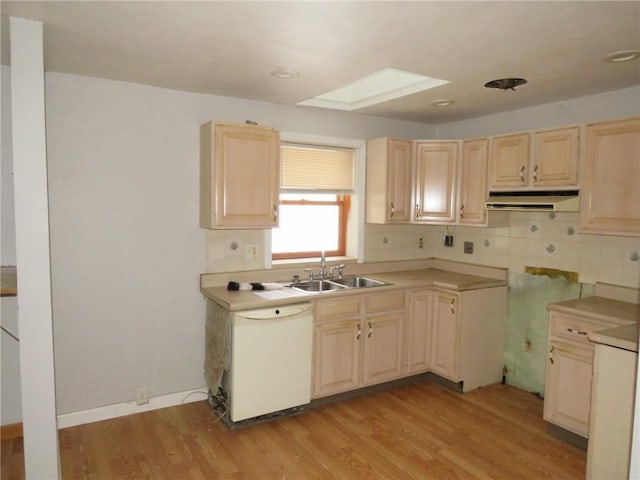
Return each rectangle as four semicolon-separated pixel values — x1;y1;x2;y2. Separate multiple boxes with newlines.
485;190;580;212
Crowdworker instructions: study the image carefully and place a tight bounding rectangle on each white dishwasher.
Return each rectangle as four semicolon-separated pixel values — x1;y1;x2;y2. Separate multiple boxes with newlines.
224;302;313;422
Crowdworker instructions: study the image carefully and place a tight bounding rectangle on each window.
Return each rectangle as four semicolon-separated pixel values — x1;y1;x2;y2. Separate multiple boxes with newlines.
272;144;354;260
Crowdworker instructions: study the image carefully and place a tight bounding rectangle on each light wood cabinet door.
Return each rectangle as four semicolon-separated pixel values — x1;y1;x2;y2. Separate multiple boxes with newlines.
362;313;404;386
430;291;459;381
459;139;488;225
313;320;361;398
532;127;579;187
365;137;413;224
489;133;530;189
414;141;458;223
543;340;593;437
580;117;640;236
200;122;280;229
406;289;433;374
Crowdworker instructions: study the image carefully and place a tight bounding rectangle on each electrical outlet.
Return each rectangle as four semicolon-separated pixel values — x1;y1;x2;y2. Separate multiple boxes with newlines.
135;387;149;405
444;235;454;247
464;241;474;254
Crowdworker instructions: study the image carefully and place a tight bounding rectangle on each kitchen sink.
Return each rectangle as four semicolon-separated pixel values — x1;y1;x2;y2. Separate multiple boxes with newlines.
288;276;390;293
329;276;388;288
289;279;347;293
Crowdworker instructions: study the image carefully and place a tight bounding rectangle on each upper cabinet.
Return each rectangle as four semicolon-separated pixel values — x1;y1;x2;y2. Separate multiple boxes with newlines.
458;139;489;225
414;141;459;223
200;122;280;229
366;137;413;224
488;133;530;189
532;127;579;187
489;127;579;190
580;117;640;236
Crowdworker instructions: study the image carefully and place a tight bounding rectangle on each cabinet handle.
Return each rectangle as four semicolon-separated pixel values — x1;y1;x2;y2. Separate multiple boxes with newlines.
549;345;555;364
368;322;373;338
533;164;539;183
273;205;278;222
415;203;420;219
459;204;465;219
390;202;395;218
519;165;526;183
357;323;361;340
567;328;588;336
450;298;455;314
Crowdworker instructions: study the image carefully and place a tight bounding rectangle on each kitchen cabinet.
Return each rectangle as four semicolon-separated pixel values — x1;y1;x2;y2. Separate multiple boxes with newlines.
200;121;280;229
532;126;579;187
580;117;640;236
313;297;361;398
366;137;413;224
430;291;459;380
489;127;579;190
406;289;433;374
406;286;507;390
362;291;405;386
543;311;614;437
414;141;459;223
458;138;489;225
489;133;530;189
313;290;405;398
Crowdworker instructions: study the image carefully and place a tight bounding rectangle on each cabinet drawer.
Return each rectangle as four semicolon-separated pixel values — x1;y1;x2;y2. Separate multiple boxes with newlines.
365;290;405;314
549;312;610;345
315;296;361;321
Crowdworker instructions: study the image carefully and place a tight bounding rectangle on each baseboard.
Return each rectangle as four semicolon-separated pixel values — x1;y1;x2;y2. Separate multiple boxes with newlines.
1;422;23;440
56;387;209;429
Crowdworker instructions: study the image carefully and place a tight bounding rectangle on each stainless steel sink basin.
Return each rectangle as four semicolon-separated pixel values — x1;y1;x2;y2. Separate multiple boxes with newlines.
329;276;388;288
289;280;347;293
288;276;389;293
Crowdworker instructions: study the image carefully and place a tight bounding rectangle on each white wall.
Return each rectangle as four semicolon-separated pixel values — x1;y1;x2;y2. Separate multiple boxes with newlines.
435;85;640;138
1;66;22;426
43;72;434;415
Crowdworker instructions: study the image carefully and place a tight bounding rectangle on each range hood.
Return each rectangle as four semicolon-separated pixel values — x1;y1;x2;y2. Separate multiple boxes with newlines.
485;190;580;212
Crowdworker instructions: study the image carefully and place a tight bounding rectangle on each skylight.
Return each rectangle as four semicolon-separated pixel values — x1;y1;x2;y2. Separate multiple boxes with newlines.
298;68;449;111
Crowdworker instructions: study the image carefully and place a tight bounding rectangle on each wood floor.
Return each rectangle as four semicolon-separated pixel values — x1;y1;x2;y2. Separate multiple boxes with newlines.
1;381;586;479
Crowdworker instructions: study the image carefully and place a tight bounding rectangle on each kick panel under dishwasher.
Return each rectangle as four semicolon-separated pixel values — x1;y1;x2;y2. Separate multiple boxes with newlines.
222;302;313;422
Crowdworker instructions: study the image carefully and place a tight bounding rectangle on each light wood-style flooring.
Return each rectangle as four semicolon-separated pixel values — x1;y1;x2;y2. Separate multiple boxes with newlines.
1;381;586;479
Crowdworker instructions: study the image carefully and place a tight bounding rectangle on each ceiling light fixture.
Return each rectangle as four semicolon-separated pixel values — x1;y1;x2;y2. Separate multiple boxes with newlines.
484;78;528;91
270;68;299;79
602;50;640;63
432;99;455;107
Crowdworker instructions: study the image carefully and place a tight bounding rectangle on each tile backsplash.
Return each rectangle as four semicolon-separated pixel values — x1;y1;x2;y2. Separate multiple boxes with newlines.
205;212;640;288
365;212;640;288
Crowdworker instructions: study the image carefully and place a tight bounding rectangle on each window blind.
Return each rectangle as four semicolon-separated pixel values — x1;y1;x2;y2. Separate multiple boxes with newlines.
280;144;354;193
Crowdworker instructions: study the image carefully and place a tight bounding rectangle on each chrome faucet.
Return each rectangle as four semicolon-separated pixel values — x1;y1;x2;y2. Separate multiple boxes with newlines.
319;250;326;279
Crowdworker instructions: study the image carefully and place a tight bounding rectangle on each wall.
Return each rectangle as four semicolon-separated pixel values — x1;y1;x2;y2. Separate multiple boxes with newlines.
1;65;22;426
43;72;433;415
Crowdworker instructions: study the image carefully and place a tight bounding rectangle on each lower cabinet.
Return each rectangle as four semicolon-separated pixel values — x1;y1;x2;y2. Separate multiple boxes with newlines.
312;285;508;399
543;339;594;437
312;291;405;398
406;286;507;391
543;311;617;438
430;291;459;380
406;289;433;374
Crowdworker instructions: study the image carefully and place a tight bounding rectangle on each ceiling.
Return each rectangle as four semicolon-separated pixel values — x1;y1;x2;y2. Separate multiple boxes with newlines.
2;1;639;124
